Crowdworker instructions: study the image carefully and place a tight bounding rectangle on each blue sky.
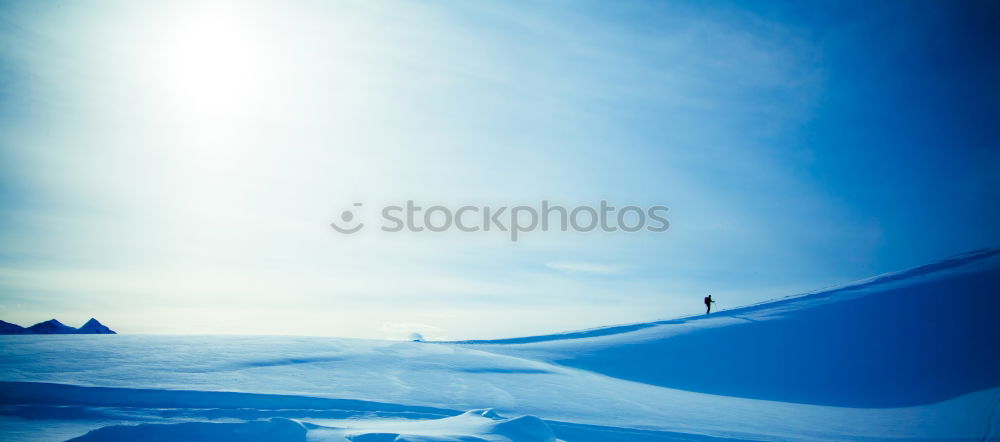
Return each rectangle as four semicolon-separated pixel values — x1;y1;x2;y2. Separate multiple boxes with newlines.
0;0;997;338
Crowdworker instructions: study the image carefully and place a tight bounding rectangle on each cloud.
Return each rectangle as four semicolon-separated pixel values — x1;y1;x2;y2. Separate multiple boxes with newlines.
545;261;625;275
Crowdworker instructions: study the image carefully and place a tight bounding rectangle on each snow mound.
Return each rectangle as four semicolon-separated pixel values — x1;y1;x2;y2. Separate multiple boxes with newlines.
65;410;556;442
317;408;556;442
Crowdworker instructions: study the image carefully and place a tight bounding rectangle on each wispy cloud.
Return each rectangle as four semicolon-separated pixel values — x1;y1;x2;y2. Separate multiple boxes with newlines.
545;261;625;275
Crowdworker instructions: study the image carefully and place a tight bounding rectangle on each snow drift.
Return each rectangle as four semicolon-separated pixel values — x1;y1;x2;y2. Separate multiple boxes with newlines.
66;409;556;442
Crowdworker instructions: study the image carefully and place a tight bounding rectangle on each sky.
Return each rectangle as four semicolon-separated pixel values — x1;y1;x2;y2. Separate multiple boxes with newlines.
0;0;997;339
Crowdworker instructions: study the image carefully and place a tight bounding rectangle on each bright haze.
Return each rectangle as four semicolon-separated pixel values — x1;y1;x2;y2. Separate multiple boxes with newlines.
0;0;997;339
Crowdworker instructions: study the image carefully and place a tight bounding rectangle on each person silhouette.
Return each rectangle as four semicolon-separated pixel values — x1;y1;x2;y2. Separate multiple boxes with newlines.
704;294;715;314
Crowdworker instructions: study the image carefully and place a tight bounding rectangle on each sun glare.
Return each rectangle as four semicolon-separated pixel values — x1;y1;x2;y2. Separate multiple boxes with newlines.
154;2;278;121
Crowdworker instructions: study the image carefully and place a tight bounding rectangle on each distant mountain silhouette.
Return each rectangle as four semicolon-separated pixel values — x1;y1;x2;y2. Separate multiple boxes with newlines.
0;320;25;334
26;319;78;334
0;318;116;335
77;318;116;334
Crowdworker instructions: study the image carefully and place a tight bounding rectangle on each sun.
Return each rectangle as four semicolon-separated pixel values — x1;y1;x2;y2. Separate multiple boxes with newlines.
153;2;279;122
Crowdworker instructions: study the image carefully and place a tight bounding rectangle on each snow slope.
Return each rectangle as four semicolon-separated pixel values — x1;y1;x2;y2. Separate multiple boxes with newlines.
0;248;998;441
459;247;1000;408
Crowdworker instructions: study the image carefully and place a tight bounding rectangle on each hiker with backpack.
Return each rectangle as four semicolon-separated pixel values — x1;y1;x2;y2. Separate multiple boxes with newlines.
704;295;715;314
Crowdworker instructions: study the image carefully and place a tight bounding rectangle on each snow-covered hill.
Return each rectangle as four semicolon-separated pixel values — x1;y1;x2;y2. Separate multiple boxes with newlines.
459;247;1000;408
0;248;997;441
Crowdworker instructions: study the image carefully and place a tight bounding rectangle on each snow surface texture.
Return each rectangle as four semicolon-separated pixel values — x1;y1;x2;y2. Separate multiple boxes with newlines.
0;248;998;441
64;409;556;442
